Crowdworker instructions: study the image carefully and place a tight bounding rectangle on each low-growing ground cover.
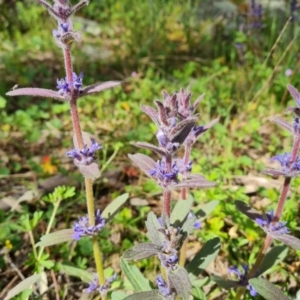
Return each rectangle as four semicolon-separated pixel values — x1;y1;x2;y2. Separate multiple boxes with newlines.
0;1;300;299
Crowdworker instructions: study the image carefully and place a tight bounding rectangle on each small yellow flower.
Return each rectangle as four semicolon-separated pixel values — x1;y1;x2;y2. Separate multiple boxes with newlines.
5;240;13;250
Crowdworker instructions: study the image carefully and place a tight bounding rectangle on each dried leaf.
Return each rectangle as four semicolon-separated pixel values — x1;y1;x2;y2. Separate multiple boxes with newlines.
80;81;121;96
128;153;156;177
6;88;67;101
4;274;41;300
35;229;74;247
122;243;161;261
249;278;290;300
131;142;167;156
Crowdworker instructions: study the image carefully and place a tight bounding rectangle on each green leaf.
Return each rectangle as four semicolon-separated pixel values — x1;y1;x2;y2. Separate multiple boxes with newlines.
259;245;288;275
60;263;94;283
249;278;290;300
195;200;219;220
171;194;194;225
192;287;206;300
169;266;191;300
120;258;152;292
4;274;41;300
145;211;163;246
187;237;220;276
189;274;209;288
40;260;55;269
102;193;129;222
123;291;166;300
111;291;128;300
122;243;161;261
35;229;74;247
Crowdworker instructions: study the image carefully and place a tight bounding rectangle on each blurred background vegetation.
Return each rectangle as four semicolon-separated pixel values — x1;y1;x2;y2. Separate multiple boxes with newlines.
1;0;300;299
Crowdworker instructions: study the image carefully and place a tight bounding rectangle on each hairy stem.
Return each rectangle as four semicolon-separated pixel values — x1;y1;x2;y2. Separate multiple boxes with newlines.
181;143;191;200
163;155;172;217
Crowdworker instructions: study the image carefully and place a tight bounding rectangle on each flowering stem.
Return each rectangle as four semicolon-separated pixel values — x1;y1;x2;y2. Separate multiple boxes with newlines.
181;143;191;200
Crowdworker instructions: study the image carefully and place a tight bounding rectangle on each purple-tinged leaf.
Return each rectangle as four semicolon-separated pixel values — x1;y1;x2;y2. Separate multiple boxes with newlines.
4;274;41;300
249;278;290;300
128;153;156;177
80;81;121;96
287;84;300;106
73;131;93;149
173;178;215;190
171;195;194;224
187;237;221;276
186;174;206;180
262;168;300;178
140;105;160;126
259;245;288;275
271;233;300;250
78;162;101;181
102;193;129;223
211;276;241;289
145;212;164;246
285;106;300;117
123;291;166;300
235;200;262;222
154;100;169;126
170;93;178;112
120;258;152;292
192;93;205;113
6;88;67;101
123;243;162;261
169;266;191;300
170;119;196;144
35;229;74;247
270;116;293;133
131;142;168;157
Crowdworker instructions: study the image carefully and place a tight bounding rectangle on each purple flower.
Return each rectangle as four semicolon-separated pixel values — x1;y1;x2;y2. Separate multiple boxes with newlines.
285;69;293;77
86;275;99;293
149;159;179;187
271;152;300;174
291;0;298;20
156;274;172;297
56;77;71;95
85;273;116;296
60;21;70;32
72;71;84;90
249;0;263;29
293;117;300;134
255;210;290;235
73;209;105;240
56;72;83;96
67;138;102;166
229;265;257;297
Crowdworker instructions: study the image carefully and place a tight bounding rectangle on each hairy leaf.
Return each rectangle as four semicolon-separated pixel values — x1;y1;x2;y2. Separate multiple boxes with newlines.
272;233;300;250
187;237;221;276
102;193;129;222
132;142;167;156
181;216;197;238
211;276;241;289
259;245;288;274
141;105;160;127
120;258;152;292
145;212;164;246
4;274;41;300
6;88;67;101
192;93;205;113
155;100;169;126
60;263;93;282
122;243;161;261
195;200;219;220
269;116;293;133
80;81;121;96
287;84;300;106
123;291;166;300
169;266;192;300
170;119;196;144
235;200;262;221
249;278;290;300
78;162;101;181
171;194;194;225
35;229;74;247
173;178;215;189
128;153;156;177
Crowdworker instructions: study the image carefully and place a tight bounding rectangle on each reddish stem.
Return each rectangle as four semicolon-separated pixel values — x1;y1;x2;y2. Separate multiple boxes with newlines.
163;155;172;217
181;143;191;200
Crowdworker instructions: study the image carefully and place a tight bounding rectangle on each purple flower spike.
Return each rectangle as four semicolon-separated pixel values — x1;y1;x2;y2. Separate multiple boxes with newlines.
85;273;116;296
255;210;290;235
156;274;172;297
73;209;105;241
67;138;102;166
60;21;69;32
229;265;258;297
271;152;300;173
72;71;84;90
86;275;99;293
149;159;179;187
57;77;71;95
